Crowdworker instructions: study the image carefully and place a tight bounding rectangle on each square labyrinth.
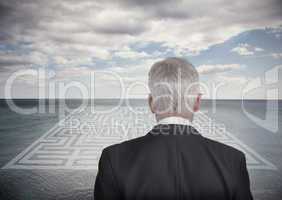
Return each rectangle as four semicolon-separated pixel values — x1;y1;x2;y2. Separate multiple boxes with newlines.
2;107;277;170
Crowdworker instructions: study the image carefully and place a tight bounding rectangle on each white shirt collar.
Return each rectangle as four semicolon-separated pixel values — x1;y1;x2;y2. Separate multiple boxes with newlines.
157;116;192;126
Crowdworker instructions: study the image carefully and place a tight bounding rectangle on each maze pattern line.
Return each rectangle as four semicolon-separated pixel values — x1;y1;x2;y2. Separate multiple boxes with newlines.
2;107;277;170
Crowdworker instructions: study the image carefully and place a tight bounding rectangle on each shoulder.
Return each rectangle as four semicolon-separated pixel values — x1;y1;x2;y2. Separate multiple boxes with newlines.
100;135;154;171
102;135;150;156
201;136;245;160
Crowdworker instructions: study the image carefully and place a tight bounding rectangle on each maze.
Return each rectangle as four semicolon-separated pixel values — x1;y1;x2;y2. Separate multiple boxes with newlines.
2;106;277;170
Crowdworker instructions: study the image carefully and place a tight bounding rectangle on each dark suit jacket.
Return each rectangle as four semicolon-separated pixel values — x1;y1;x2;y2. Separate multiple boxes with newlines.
94;124;253;200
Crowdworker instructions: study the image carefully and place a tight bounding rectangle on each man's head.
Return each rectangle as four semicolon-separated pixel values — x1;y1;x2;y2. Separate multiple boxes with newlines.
148;57;201;122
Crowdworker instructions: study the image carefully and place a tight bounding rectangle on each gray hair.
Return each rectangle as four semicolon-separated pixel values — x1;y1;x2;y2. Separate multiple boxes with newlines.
148;57;199;114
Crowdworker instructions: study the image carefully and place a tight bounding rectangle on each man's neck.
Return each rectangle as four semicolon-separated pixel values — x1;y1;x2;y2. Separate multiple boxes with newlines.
157;116;192;126
156;113;193;123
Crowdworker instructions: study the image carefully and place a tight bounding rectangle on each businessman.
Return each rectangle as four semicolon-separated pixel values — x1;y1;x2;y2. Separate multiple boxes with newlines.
94;57;253;199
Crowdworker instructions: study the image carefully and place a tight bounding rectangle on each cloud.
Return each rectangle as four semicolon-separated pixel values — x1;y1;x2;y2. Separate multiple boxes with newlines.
216;74;248;84
113;47;150;59
0;53;31;67
54;66;94;80
271;53;282;59
92;10;148;35
254;47;264;52
197;64;241;75
231;43;264;56
0;51;49;73
231;44;254;56
0;0;281;98
0;0;280;61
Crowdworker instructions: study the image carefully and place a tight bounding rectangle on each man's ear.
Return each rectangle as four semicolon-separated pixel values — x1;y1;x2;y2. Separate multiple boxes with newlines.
193;93;202;112
148;94;155;113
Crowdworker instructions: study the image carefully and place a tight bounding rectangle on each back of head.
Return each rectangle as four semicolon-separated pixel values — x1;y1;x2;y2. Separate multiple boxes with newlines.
148;57;199;118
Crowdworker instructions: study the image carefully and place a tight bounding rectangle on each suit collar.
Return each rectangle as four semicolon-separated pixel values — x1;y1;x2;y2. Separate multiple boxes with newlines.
149;124;200;136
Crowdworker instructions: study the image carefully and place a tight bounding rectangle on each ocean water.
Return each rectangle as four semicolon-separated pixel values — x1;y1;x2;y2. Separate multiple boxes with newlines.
0;99;281;200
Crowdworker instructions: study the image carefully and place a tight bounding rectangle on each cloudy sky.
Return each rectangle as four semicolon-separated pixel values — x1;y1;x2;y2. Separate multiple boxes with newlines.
0;0;281;99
